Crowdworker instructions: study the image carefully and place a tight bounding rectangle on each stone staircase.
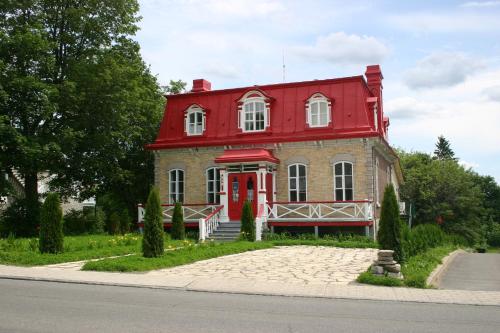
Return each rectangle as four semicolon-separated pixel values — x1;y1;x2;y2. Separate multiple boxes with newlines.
208;221;241;242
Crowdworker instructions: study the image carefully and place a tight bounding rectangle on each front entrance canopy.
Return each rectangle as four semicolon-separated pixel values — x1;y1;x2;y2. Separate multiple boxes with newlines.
214;148;279;165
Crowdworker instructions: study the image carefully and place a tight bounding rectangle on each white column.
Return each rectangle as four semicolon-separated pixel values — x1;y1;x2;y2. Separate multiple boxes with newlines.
272;168;277;203
219;168;229;222
257;165;268;218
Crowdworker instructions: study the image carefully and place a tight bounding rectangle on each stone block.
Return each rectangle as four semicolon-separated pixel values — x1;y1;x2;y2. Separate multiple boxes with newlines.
387;272;403;279
371;265;384;274
376;260;397;265
384;264;401;273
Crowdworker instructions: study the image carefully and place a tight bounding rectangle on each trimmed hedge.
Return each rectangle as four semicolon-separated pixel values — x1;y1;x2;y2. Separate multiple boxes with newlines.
39;193;64;254
171;202;185;240
142;187;164;257
240;200;255;241
377;184;405;262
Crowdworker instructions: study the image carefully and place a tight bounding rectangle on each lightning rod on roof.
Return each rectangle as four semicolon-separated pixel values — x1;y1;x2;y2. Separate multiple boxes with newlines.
282;48;286;83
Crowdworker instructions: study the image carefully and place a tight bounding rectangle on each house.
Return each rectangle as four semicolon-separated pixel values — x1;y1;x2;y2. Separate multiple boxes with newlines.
140;65;403;241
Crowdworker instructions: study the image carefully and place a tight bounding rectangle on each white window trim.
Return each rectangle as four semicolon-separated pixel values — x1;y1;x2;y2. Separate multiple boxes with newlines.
205;167;221;204
169;169;184;203
375;157;380;206
288;163;307;202
239;97;268;133
184;105;206;136
374;102;379;131
333;161;354;201
306;94;331;128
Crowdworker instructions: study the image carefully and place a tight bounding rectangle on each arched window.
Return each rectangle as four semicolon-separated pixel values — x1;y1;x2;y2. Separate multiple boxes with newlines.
169;169;184;203
334;162;353;201
237;90;271;132
184;105;205;136
288;164;307;202
306;93;331;127
206;167;221;204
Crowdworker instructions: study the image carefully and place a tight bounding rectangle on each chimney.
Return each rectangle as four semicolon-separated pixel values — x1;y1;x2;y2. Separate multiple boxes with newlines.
365;65;385;136
191;79;211;92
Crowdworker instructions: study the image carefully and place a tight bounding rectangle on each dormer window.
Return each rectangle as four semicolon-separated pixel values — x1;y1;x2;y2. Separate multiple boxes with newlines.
243;98;266;131
185;105;206;136
306;93;331;127
237;90;272;133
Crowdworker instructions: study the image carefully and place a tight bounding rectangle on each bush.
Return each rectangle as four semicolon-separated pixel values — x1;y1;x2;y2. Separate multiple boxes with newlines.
171;202;185;240
404;224;446;257
39;193;64;254
487;223;500;247
142;187;164;257
119;209;131;234
377;184;405;262
108;212;120;235
0;198;40;237
240;201;255;241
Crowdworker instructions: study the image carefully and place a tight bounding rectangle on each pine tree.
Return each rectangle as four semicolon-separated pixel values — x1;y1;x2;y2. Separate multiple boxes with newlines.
39;193;64;254
171;202;185;240
240;201;255;241
433;135;457;161
142;187;164;257
377;184;405;263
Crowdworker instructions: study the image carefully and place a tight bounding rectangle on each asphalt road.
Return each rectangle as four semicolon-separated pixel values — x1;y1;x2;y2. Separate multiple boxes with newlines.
0;279;499;333
439;253;500;291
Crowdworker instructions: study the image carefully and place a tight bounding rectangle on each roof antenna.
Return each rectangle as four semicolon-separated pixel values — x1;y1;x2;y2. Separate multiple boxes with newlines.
282;48;286;83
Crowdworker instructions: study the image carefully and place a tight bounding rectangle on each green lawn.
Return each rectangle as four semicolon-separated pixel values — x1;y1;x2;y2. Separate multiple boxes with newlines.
82;241;273;272
0;234;184;266
357;245;457;288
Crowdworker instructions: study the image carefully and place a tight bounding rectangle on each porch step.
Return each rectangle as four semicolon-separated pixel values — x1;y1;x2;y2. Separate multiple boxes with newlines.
208;221;241;242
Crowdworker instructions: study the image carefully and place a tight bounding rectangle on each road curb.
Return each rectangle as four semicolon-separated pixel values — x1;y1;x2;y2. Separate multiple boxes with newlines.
426;249;466;288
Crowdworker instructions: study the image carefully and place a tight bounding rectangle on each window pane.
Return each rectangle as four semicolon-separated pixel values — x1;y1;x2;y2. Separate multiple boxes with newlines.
189;113;195;122
208;168;214;180
208;193;214;203
335;189;343;201
335;163;342;175
178;171;184;181
345;175;352;189
255;102;264;111
298;165;306;177
179;194;184;203
289;165;296;177
345;163;352;175
311;102;318;114
245;111;253;121
245;103;253;112
299;177;306;191
290;178;296;190
170;171;176;182
345;189;353;201
299;192;307;202
245;121;253;131
335;176;343;188
319;107;328;125
290;191;297;202
208;181;214;192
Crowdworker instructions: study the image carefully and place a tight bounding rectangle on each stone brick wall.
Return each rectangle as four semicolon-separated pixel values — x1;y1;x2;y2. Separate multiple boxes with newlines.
154;138;381;204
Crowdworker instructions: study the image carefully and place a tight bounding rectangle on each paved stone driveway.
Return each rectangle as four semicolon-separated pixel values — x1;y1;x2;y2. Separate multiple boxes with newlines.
153;246;378;285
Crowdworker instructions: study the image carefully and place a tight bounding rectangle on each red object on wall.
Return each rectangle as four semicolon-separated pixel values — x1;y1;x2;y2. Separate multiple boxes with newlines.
148;65;386;150
214;149;279;164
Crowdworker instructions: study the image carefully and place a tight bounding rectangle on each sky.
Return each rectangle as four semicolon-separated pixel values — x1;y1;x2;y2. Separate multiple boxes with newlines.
136;0;500;182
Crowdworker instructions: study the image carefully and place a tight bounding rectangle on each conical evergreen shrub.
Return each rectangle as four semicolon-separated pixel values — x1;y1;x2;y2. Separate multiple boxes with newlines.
377;184;405;263
171;202;185;240
240;200;255;241
39;193;64;254
142;187;164;257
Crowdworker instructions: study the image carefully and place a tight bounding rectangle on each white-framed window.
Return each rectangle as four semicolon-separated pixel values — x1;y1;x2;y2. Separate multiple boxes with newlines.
185;105;205;135
169;169;184;203
306;94;331;127
242;98;266;132
375;157;380;204
206;167;221;204
334;162;353;201
288;164;307;202
386;166;391;186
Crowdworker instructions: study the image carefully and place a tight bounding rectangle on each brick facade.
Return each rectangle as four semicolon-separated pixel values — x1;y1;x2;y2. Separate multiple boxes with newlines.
154;137;398;207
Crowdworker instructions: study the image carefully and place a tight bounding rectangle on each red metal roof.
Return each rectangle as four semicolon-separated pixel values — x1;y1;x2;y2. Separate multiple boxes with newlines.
214;149;279;164
148;65;386;150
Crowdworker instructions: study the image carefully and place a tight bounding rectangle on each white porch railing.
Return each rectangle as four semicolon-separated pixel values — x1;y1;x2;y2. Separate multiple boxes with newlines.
199;206;224;241
137;204;221;224
255;203;266;241
267;201;373;222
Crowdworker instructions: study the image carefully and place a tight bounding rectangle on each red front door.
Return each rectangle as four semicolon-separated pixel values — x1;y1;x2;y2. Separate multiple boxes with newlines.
228;172;257;220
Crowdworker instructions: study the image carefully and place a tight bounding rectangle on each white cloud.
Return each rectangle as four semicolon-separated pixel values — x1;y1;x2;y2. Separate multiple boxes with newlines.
201;63;240;79
388;12;500;33
459;160;480;170
385;97;441;119
483;85;500;101
460;1;500;8
293;32;389;66
403;52;484;89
